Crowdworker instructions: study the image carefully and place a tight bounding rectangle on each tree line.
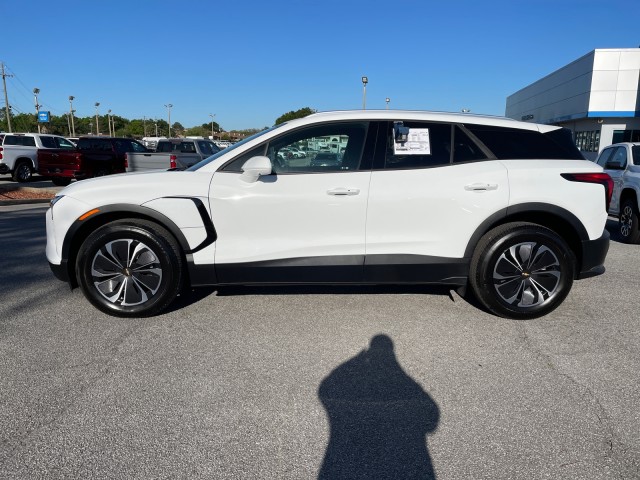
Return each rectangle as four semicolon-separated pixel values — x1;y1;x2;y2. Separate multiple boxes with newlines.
0;106;316;139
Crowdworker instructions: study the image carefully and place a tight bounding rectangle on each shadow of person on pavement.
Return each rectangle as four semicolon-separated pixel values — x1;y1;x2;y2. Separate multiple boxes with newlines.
318;334;440;479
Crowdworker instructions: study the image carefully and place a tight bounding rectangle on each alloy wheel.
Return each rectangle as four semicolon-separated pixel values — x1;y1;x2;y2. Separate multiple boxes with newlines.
90;239;163;306
492;241;561;308
620;205;633;238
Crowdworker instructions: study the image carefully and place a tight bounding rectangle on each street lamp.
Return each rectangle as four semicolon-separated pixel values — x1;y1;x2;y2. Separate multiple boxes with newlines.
94;102;100;135
209;113;216;139
68;96;75;136
386;97;390;110
164;104;173;137
89;122;93;135
107;109;112;136
154;122;158;137
361;76;368;110
33;88;41;133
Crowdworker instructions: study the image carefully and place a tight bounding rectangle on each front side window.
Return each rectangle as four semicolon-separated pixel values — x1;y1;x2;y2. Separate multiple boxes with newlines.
129;140;148;152
40;136;57;148
197;141;219;156
56;137;76;149
266;122;367;174
180;142;196;153
610;146;628;168
597;148;615;167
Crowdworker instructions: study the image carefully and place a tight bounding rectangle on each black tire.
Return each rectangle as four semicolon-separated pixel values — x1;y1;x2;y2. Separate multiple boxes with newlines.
75;219;183;317
469;222;575;320
12;160;32;182
94;168;110;177
619;199;640;244
51;177;72;186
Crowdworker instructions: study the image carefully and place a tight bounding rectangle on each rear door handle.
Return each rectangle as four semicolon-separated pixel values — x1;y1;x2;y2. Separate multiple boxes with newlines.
327;187;360;196
465;183;498;191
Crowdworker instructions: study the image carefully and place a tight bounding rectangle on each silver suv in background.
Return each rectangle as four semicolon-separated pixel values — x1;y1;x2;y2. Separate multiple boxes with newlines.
595;142;640;243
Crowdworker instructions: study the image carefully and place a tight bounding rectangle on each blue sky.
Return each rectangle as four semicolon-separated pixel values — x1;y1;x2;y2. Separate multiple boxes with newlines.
2;0;639;131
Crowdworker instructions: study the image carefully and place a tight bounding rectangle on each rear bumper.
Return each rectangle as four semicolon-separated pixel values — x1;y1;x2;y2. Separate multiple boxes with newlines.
577;230;610;279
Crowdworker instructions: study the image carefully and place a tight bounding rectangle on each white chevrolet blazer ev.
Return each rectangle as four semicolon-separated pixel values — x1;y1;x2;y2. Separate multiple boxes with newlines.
45;110;612;319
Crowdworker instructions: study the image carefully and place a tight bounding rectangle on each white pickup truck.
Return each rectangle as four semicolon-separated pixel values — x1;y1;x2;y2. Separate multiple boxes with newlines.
0;133;76;182
595;142;640;243
125;138;220;172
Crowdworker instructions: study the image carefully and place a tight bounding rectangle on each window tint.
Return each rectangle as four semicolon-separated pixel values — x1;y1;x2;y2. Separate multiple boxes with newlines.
180;142;196;153
56;137;76;149
78;138;112;151
596;148;615;167
130;140;147;152
4;135;37;147
609;147;627;168
384;122;452;169
632;146;640;166
266;122;367;174
197;141;219;156
466;125;583;160
156;141;173;153
453;126;488;163
40;136;57;148
23;136;36;147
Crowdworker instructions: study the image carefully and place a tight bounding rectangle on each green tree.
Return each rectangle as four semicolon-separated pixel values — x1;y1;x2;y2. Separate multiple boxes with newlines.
275;107;316;125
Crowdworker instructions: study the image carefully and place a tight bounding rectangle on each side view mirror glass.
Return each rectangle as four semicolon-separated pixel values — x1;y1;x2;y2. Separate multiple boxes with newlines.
240;156;272;182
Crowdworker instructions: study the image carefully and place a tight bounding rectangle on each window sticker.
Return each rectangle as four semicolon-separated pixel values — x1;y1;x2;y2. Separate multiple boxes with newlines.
394;128;431;155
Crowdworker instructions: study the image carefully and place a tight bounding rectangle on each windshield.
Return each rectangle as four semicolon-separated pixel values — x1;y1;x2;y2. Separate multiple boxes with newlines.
187;124;286;171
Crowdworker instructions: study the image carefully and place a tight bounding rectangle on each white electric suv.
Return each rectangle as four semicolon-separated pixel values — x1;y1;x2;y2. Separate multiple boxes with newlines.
45;110;612;319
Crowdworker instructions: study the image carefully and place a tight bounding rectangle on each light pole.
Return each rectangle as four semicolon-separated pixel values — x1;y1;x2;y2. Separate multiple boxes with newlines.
68;96;75;136
164;104;173;137
461;108;471;113
361;76;368;110
154;123;158;137
107;109;112;136
94;102;100;135
89;122;93;135
386;97;390;110
209;113;216;139
33;88;41;133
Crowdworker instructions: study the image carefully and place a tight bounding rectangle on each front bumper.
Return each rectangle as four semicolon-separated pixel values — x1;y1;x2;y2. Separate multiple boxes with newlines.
577;229;610;279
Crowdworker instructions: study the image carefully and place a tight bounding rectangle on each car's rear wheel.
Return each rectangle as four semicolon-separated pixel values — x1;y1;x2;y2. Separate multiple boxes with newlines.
12;161;32;182
76;219;183;317
469;222;575;319
619;199;640;244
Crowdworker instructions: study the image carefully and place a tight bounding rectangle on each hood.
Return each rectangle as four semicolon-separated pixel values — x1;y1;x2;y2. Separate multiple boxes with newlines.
57;170;213;207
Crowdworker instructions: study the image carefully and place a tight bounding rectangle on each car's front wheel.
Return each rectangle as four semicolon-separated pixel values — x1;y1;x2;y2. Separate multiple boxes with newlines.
619;199;640;244
76;219;183;317
469;222;575;319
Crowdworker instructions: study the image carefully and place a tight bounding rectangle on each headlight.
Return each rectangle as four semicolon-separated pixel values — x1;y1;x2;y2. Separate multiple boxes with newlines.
50;195;64;208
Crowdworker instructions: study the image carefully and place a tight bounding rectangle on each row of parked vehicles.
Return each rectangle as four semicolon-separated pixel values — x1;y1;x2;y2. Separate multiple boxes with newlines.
0;133;220;186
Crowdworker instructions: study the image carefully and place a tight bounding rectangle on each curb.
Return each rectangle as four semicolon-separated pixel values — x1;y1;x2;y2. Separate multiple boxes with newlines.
0;186;57;207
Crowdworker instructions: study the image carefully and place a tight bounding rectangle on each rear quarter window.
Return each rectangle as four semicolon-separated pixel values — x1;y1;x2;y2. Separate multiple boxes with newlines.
466;125;584;160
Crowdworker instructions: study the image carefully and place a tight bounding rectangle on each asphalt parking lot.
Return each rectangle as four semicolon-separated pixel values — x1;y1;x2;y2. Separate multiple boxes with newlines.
0;204;638;479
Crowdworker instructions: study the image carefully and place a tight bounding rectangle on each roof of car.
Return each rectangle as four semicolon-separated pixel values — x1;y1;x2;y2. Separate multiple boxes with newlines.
288;109;558;133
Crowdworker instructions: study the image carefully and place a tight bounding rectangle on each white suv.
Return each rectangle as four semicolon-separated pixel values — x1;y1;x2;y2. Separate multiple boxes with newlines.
45;111;612;319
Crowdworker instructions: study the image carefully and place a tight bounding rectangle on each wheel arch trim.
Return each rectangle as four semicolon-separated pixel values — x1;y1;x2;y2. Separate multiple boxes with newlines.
463;203;590;259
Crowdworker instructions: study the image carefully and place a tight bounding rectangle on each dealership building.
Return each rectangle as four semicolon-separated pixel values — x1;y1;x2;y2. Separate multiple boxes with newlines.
506;48;640;160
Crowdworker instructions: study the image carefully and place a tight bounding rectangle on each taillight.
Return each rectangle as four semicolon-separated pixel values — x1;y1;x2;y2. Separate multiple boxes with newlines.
170;154;177;169
124;153;129;169
0;147;3;160
561;172;614;211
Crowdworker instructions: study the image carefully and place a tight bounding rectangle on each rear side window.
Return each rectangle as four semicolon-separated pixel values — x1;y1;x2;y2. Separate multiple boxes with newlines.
632;146;640;165
156;142;174;153
4;135;36;147
466;125;584;160
384;122;452;169
78;138;112;151
180;142;196;153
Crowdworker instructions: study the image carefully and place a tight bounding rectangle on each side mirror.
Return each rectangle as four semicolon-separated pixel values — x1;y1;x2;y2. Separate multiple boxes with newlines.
605;160;625;170
240;156;272;182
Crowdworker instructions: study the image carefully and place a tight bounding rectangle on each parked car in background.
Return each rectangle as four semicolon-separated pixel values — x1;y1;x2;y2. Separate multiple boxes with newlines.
46;110;611;319
595;142;640;243
38;136;149;186
141;137;166;151
125;138;220;172
310;152;342;168
0;133;76;182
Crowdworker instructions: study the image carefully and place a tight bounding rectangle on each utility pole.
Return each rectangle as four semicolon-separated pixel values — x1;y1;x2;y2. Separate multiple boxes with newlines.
33;88;41;133
164;104;173;137
143;116;147;137
1;63;13;132
69;96;75;137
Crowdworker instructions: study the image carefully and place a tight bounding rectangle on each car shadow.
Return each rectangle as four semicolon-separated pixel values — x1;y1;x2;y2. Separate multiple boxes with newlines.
317;334;440;479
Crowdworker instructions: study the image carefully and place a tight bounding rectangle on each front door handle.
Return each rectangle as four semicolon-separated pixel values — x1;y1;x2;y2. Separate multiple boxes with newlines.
327;187;360;196
465;183;498;191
